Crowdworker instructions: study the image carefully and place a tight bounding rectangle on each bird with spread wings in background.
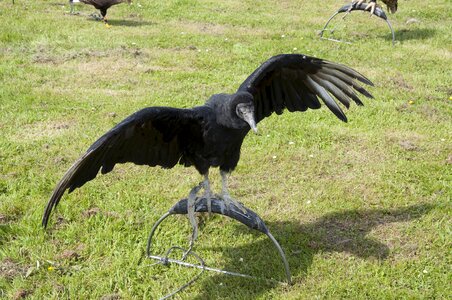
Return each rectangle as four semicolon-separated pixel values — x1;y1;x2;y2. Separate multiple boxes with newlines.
352;0;398;15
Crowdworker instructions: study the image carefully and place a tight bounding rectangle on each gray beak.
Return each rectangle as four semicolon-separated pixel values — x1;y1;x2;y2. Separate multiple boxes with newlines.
237;103;258;134
244;113;258;133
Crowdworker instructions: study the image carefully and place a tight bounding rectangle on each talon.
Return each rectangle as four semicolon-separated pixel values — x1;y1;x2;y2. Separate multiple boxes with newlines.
187;183;203;241
221;193;247;214
364;1;377;15
200;173;213;215
369;3;376;15
348;0;364;12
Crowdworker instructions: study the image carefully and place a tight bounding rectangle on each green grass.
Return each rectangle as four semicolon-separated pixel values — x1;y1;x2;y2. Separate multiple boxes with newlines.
0;0;451;298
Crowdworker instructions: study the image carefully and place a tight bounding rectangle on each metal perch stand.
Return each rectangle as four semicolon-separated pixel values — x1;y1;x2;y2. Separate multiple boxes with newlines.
146;198;292;292
319;3;395;45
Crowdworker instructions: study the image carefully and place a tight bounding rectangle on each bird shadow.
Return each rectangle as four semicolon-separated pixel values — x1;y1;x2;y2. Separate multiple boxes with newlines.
85;18;156;27
107;19;157;27
192;203;433;299
384;28;436;42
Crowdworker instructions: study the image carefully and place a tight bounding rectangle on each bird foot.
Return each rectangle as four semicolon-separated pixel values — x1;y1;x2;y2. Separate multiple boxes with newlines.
89;13;103;21
185;180;215;240
186;184;203;242
348;0;362;13
200;183;214;215
219;193;247;215
349;0;377;15
364;1;377;15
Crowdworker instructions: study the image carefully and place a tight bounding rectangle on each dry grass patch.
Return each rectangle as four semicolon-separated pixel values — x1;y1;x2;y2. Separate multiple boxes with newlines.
8;120;76;142
170;19;272;37
0;258;27;281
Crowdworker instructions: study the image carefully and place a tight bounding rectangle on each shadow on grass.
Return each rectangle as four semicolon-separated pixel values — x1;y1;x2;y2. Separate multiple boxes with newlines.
64;12;156;27
193;203;433;299
107;19;156;27
0;223;17;248
86;18;156;27
386;28;436;42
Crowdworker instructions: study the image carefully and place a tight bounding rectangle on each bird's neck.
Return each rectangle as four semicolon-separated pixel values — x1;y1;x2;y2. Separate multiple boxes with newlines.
207;94;248;130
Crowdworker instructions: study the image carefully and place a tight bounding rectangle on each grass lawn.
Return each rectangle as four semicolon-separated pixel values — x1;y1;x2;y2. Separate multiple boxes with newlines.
0;0;450;298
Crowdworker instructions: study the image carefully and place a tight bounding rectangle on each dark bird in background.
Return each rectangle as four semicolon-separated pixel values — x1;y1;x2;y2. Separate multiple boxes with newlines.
42;54;374;237
352;0;398;15
69;0;131;26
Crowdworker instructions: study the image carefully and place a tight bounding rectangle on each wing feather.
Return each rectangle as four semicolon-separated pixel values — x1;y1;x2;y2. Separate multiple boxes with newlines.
311;74;350;108
304;76;347;122
292;76;321;109
319;68;374;99
315;72;365;106
323;61;374;86
237;54;373;123
280;80;298;112
42;107;203;227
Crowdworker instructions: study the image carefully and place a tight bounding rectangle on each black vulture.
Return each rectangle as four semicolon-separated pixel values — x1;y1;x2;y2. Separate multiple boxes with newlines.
42;54;374;234
351;0;398;14
69;0;131;25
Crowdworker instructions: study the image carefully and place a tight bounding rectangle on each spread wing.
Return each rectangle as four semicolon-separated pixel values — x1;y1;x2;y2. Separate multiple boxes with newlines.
237;54;374;123
42;107;204;227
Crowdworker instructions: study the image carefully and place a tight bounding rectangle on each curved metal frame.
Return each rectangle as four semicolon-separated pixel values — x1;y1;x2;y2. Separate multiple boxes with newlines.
319;3;395;45
146;199;292;285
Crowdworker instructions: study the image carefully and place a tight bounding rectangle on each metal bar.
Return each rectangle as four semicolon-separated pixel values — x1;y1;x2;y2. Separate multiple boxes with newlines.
319;4;396;45
320;37;353;44
148;255;256;279
146;255;286;284
385;19;396;45
146;212;171;257
266;232;292;285
319;11;341;38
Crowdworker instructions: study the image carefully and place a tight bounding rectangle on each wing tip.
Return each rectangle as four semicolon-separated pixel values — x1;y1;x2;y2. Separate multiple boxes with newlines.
42;201;54;228
42;195;58;228
41;173;74;228
338;111;348;123
41;215;50;228
358;77;374;87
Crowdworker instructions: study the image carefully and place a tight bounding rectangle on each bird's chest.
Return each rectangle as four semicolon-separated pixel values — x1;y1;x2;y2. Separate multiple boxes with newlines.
201;127;245;161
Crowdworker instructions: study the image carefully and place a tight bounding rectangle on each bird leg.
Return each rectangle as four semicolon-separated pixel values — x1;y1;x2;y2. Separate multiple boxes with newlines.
185;172;214;247
201;172;214;214
186;182;203;244
99;9;111;27
183;175;213;258
219;170;247;214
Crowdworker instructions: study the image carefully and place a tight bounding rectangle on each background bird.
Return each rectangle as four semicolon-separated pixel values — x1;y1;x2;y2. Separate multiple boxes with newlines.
42;54;374;238
69;0;131;25
352;0;398;15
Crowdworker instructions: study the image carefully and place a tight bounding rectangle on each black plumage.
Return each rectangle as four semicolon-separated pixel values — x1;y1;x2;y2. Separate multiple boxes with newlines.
42;54;374;228
69;0;131;23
